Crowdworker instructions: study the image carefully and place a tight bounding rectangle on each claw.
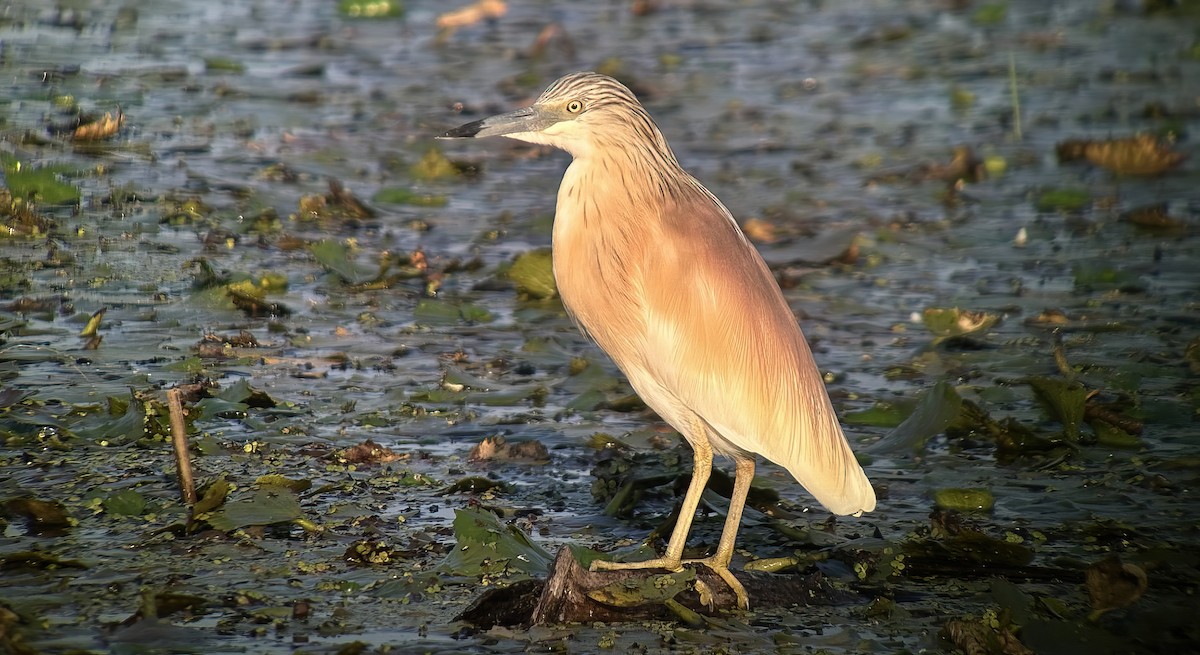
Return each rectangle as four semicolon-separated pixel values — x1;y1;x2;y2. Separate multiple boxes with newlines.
683;557;749;610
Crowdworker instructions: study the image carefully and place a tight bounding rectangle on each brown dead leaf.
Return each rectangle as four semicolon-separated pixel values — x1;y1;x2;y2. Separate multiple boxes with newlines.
436;0;506;30
926;145;986;183
942;618;1035;655
73;111;125;141
468;435;550;463
1121;202;1187;232
528;23;575;59
1057;134;1184;176
742;218;777;244
1086;556;1147;619
338;439;405;465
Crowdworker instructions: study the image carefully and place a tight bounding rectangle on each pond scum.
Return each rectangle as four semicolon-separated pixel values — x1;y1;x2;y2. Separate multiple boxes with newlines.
1;1;1198;653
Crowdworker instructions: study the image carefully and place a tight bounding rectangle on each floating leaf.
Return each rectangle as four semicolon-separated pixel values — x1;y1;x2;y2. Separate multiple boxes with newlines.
1086;556;1147;619
1034;187;1091;213
413;298;493;325
0;155;81;205
0;189;55;236
972;2;1008;25
103;489;147;516
437;0;507;30
587;569;695;608
439;507;552;579
1091;419;1142;449
371;187;447;207
79;307;107;337
204;58;246;74
459;303;494;324
339;0;403;18
205;486;304;532
3;497;72;533
410;148;459;180
1072;263;1144;293
73;111;124;141
218;379;277;408
0;551;86;570
75;393;148;445
933;488;995;513
1028;376;1088;442
439;476;509;495
192;478;232;515
921;307;999;342
508;248;557;299
254;475;311;493
870;381;963;453
310;239;376;285
1121;203;1186;233
1057;134;1184;176
843;399;917;427
192;396;248;421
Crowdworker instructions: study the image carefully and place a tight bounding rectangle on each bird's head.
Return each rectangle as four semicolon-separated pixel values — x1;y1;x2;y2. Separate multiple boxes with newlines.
440;71;667;160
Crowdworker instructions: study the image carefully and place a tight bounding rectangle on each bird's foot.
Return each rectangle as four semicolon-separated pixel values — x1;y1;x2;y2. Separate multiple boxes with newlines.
589;556;682;573
682;557;749;610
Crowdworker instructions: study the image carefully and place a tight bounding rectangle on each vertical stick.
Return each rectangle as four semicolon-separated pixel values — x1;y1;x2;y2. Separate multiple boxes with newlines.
167;388;197;505
1009;52;1022;141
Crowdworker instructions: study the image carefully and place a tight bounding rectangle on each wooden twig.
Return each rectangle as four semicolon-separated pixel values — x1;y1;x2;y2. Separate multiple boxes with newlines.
1051;328;1073;378
167;388;197;505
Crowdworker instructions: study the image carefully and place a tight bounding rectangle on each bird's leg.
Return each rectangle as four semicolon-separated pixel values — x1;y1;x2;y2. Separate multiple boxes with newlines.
684;456;755;610
591;433;713;573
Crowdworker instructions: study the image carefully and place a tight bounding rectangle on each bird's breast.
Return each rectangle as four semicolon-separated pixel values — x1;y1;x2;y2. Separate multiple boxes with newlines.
551;161;654;359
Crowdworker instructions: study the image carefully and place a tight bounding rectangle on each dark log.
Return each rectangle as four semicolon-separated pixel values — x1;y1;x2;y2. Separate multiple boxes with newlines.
456;548;861;629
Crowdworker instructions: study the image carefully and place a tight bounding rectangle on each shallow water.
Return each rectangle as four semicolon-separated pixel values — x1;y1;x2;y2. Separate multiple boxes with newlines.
1;0;1198;653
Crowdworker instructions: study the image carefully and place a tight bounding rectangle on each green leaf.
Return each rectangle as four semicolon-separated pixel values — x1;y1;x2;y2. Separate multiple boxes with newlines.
205;486;304;532
439;508;552;579
587;569;695;608
869;381;963;454
508;248;557;299
413;299;493;326
921;307;998;342
843;399;916;427
409;148;458;180
1072;263;1144;292
75;393;147;445
204;58;245;73
255;474;312;493
310;239;376;285
371;187;447;207
1;154;82;205
339;0;403;18
1092;419;1142;449
1028;376;1088;442
193;478;232;515
217;379;277;408
933;488;995;513
103;489;147;516
459;303;494;324
972;2;1007;25
192;397;249;421
1034;187;1090;212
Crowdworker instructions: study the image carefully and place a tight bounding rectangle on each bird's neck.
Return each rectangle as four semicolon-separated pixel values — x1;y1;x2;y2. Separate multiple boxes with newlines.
563;144;691;214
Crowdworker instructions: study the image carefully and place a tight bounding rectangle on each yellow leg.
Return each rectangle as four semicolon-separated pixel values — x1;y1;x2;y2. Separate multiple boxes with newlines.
684;456;754;609
591;432;713;573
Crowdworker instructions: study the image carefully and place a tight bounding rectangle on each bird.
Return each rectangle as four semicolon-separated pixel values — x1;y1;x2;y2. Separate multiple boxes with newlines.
441;71;875;609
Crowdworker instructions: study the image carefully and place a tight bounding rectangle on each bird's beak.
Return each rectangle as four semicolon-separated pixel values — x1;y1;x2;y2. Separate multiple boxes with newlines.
439;105;556;139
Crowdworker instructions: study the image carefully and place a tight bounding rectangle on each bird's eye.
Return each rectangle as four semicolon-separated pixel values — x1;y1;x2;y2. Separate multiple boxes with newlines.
566;100;583;114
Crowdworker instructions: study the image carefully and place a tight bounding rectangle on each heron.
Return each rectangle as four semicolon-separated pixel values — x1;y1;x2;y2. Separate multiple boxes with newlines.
441;72;875;609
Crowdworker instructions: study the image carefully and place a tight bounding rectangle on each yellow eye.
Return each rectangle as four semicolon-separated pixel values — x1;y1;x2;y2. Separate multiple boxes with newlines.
566;100;583;114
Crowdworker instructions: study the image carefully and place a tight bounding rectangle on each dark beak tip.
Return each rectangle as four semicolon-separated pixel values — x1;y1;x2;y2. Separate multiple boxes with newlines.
440;120;484;139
